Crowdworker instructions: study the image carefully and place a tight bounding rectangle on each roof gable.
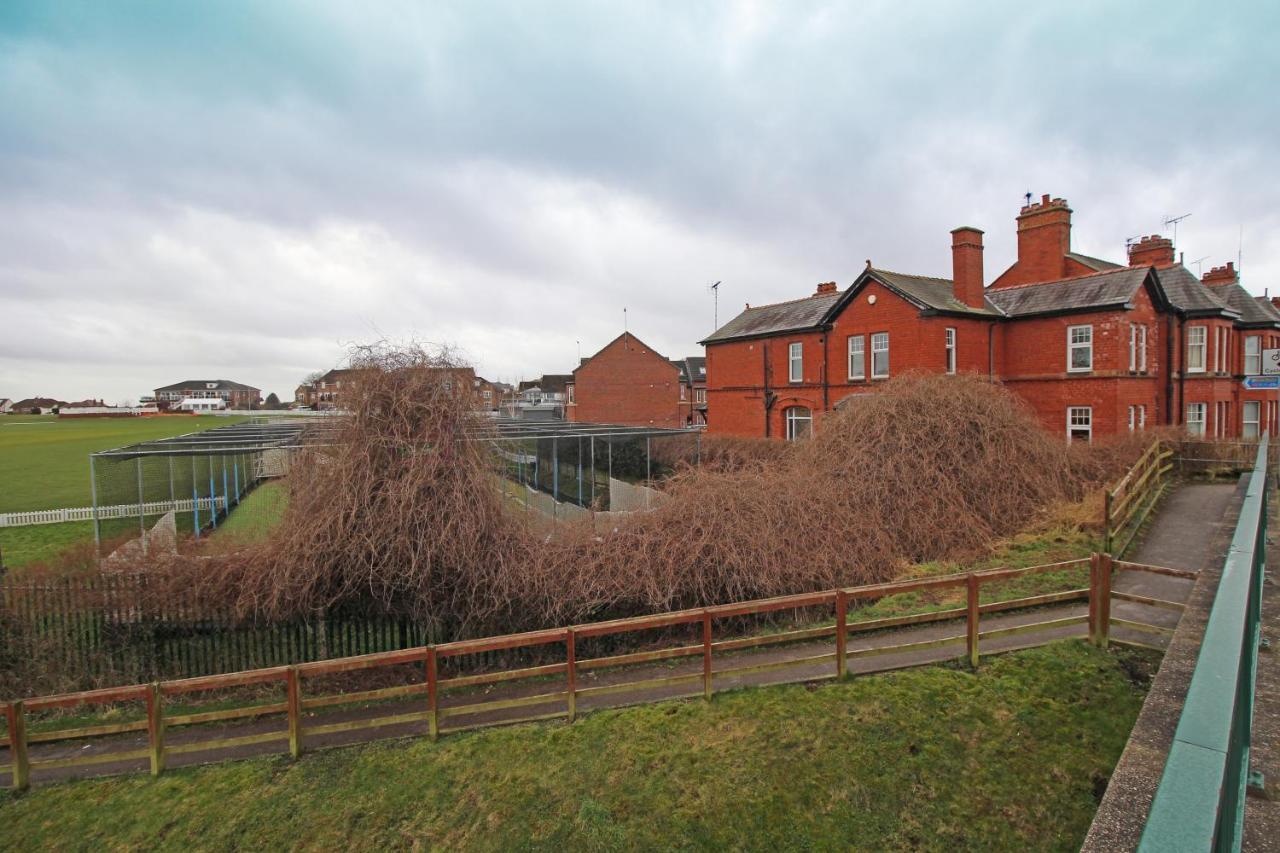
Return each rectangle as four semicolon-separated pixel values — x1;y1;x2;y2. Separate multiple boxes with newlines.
575;333;676;376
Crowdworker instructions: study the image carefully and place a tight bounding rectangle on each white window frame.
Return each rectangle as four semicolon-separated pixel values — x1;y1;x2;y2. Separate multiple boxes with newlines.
788;342;803;383
567;384;575;404
945;328;957;375
1186;402;1206;436
1245;335;1262;376
847;335;865;380
1067;406;1092;443
1243;400;1261;439
1129;324;1148;372
1067;325;1093;373
1187;326;1206;373
695;388;706;404
871;333;890;379
784;406;812;441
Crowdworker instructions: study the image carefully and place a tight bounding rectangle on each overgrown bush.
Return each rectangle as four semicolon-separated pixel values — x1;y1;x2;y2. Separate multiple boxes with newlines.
147;351;1144;644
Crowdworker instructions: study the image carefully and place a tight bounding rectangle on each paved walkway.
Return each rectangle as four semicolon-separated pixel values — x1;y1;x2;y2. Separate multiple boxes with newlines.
3;482;1244;789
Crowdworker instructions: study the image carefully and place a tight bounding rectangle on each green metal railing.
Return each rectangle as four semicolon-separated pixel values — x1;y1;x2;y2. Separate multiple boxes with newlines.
1139;433;1268;851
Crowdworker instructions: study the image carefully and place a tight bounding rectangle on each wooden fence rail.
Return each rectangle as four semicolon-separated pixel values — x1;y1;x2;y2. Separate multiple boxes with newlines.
0;553;1182;790
1105;439;1173;557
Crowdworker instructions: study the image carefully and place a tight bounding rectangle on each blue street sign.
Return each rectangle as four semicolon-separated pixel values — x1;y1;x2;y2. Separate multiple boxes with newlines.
1242;376;1280;390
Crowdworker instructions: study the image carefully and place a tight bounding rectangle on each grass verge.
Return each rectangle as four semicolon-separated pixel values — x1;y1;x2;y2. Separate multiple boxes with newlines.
0;642;1154;852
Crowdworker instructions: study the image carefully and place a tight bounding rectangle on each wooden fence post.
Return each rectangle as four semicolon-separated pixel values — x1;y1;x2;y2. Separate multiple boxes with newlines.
1087;553;1100;646
1103;490;1113;555
1099;553;1113;648
146;682;165;776
835;591;847;679
426;647;439;741
286;666;301;759
702;612;713;700
966;573;980;669
6;701;29;791
566;628;577;723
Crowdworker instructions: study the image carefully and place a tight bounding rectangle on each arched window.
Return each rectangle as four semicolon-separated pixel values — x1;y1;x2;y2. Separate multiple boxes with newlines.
784;406;812;441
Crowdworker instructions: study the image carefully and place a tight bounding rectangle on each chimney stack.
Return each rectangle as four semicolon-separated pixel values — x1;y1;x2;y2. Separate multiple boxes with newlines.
1127;235;1175;268
951;226;985;309
1014;194;1072;282
1202;262;1238;287
815;281;838;296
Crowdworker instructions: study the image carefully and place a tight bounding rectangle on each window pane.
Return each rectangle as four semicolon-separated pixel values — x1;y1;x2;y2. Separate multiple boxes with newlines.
848;336;864;378
871;333;889;377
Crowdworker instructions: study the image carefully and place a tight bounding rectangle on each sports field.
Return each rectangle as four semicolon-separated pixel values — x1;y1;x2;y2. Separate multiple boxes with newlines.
0;414;244;568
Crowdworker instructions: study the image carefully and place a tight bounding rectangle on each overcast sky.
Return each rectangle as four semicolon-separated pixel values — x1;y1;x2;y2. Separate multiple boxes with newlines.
2;1;1277;403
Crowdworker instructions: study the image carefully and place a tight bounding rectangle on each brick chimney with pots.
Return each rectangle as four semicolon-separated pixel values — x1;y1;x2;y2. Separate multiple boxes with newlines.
1202;262;1238;287
950;226;985;309
1016;194;1072;280
1127;235;1175;268
815;281;838;296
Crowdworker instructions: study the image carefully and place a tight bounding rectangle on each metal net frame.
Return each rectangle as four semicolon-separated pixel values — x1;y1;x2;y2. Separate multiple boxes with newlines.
87;419;333;556
474;418;702;520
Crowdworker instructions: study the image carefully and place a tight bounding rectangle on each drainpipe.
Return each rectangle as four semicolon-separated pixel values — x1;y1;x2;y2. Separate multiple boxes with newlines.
987;321;997;380
821;331;830;411
762;343;771;438
1174;316;1184;425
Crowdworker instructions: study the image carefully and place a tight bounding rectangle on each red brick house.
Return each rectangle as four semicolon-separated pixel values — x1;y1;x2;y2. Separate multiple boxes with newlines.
674;356;707;425
566;332;688;427
153;380;260;411
702;195;1280;441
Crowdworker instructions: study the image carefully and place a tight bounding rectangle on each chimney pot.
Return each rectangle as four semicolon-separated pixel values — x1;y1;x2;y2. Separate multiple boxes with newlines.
1127;234;1175;268
1041;194;1050;205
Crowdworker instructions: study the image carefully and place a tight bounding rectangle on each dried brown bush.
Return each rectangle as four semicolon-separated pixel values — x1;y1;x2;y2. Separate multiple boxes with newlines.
158;358;1142;642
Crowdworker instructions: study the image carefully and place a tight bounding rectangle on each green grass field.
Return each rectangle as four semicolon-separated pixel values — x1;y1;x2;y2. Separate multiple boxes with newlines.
0;414;244;568
0;642;1154;851
209;480;289;546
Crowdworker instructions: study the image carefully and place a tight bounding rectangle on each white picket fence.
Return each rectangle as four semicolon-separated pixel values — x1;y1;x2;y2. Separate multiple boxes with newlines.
0;497;227;528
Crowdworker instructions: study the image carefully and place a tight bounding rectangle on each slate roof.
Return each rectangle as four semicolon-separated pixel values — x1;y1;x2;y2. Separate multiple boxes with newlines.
1214;283;1280;326
670;359;689;383
701;292;840;343
684;356;707;384
1155;265;1236;317
1065;252;1124;272
154;379;260;392
538;374;573;394
869;269;1003;316
986;267;1151;317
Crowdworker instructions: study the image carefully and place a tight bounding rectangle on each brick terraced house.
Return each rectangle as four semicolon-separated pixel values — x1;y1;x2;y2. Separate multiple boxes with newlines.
702;195;1280;441
566;332;697;428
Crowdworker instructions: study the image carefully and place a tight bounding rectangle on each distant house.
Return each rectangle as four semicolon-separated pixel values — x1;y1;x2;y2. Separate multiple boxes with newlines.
0;398;12;414
566;333;689;428
516;374;572;419
66;398;106;408
153;380;260;411
10;397;66;414
673;356;708;426
297;365;482;410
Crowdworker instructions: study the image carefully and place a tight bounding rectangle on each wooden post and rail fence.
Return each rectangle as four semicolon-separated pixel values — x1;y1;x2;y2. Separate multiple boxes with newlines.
0;552;1187;791
1104;438;1174;558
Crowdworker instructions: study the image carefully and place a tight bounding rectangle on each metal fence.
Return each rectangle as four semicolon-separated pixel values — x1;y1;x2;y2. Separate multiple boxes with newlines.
1139;434;1269;851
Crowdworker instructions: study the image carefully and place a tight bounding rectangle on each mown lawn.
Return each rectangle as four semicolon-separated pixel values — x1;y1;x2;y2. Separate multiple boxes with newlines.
0;415;243;567
208;480;289;547
0;642;1153;851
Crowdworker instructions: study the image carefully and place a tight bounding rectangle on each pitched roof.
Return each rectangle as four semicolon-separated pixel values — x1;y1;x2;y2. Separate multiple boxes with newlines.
154;379;260;392
1065;251;1124;272
684;356;706;384
701;292;840;343
1155;265;1237;317
986;267;1152;317
1215;283;1280;326
538;374;573;393
670;359;689;383
868;269;1003;316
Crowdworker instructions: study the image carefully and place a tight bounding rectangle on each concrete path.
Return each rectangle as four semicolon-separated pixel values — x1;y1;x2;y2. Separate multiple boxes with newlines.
3;482;1243;790
1109;482;1240;635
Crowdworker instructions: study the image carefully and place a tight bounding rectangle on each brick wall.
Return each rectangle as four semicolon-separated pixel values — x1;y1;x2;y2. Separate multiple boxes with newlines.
570;333;683;428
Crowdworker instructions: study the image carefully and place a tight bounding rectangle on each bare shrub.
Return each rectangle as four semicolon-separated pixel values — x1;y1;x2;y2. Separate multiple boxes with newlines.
153;360;1140;642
